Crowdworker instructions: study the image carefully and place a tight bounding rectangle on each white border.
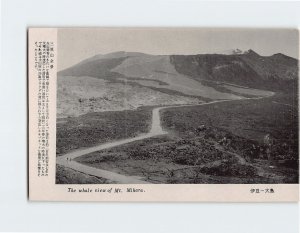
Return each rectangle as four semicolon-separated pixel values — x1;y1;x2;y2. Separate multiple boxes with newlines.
1;0;300;232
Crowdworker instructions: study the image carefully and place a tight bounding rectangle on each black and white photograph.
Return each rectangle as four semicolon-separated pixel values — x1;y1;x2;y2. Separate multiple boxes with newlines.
55;28;299;185
2;0;300;232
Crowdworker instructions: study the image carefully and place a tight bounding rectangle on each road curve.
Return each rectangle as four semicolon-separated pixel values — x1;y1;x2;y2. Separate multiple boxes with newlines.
57;95;270;184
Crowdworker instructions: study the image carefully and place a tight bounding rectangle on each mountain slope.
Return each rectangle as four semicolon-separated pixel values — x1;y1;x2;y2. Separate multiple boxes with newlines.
57;50;297;117
170;50;298;91
111;54;243;100
58;57;126;78
57;75;201;118
58;52;245;100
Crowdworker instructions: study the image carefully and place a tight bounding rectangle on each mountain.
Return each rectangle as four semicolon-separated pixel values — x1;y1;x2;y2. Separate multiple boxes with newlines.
170;50;298;91
60;50;298;91
57;50;298;117
58;52;244;100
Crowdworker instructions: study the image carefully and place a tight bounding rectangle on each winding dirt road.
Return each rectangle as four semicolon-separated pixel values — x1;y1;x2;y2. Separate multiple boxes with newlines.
57;95;270;184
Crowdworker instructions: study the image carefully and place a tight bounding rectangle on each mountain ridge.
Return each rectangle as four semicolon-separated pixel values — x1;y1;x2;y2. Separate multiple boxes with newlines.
59;49;298;74
57;49;297;117
59;49;298;94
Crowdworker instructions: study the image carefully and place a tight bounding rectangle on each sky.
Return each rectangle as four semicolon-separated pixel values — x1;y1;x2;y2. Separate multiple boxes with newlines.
58;28;299;71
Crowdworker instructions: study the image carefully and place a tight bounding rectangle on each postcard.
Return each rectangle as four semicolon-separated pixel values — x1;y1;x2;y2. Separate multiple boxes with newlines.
28;28;299;201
